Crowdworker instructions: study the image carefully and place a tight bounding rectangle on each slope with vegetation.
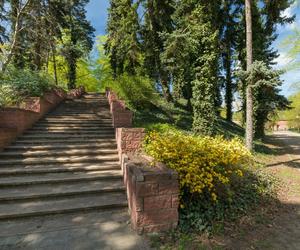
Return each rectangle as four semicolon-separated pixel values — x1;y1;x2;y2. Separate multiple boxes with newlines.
100;0;297;244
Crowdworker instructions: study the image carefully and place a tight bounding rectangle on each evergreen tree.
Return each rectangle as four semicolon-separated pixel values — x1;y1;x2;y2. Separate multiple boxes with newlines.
163;0;220;134
220;0;241;121
105;0;141;77
0;0;8;45
59;0;94;89
237;0;294;139
141;0;175;102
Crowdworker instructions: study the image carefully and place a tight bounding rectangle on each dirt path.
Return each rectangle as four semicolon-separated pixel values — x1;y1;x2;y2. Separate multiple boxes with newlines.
224;131;300;250
267;131;300;205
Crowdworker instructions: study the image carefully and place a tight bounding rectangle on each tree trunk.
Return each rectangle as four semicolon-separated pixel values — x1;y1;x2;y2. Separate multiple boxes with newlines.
160;71;173;102
51;44;58;85
225;48;233;122
245;0;254;151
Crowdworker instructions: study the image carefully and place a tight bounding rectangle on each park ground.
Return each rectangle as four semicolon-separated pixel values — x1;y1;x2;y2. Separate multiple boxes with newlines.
151;130;300;250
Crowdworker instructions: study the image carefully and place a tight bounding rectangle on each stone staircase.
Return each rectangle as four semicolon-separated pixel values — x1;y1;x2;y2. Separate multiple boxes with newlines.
0;94;128;220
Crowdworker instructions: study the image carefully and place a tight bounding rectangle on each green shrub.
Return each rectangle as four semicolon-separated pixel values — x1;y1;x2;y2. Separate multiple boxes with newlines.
144;130;278;232
0;84;22;107
106;73;159;110
0;68;54;107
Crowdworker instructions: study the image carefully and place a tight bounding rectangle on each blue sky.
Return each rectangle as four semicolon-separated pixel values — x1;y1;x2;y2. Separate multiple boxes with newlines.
86;0;300;97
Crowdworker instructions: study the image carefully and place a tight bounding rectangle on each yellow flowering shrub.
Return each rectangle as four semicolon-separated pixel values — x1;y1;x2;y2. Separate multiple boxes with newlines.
144;131;253;202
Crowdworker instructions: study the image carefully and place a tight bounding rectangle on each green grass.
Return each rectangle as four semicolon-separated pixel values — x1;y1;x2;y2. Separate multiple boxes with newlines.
133;98;275;155
133;98;193;131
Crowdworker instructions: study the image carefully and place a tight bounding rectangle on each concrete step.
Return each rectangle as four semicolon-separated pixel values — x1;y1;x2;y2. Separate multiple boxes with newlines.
37;120;113;125
0;192;127;220
24;128;115;135
18;134;115;140
0;179;125;201
5;142;117;151
0;163;121;176
13;138;117;145
0;148;118;158
0;209;129;238
33;123;113;128
42;118;112;122
0;170;123;187
0;154;120;166
28;127;114;132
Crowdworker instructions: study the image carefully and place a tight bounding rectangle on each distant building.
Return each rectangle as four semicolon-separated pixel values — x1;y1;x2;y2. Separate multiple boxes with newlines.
273;120;289;131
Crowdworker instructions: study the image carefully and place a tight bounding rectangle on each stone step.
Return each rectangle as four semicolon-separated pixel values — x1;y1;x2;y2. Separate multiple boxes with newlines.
37;120;113;125
0;209;129;238
0;170;123;187
42;118;112;122
45;116;112;119
0;179;125;201
0;192;127;220
33;123;113;128
0;148;118;158
24;130;115;136
0;154;120;166
13;138;117;145
5;142;117;151
0;163;121;176
28;127;113;132
18;134;115;140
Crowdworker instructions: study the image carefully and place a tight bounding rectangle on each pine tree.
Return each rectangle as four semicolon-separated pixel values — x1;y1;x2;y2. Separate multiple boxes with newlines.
141;0;175;102
0;0;8;45
105;0;141;77
237;0;294;140
220;0;241;121
163;0;220;134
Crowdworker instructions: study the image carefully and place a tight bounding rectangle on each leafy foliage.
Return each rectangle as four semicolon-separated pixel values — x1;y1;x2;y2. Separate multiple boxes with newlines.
145;131;251;202
0;68;54;107
0;0;94;89
237;61;290;138
279;92;300;131
106;73;158;111
105;0;141;76
144;129;278;232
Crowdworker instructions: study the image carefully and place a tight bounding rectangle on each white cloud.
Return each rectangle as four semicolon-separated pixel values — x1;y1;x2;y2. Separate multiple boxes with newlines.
279;1;299;31
274;51;292;69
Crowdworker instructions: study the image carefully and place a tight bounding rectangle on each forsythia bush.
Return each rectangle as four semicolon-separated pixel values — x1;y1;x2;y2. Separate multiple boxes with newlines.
144;131;252;202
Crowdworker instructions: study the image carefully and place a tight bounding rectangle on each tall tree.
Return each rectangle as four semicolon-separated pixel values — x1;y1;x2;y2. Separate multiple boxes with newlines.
220;0;241;121
0;0;32;72
0;0;8;45
60;0;94;89
142;0;175;102
163;0;220;134
105;0;141;77
245;0;253;150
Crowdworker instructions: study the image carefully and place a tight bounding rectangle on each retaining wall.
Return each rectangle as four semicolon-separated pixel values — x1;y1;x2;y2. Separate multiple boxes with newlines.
105;88;180;234
0;86;85;151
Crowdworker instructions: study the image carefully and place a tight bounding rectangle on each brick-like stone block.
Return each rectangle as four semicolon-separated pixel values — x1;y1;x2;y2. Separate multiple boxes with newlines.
123;156;179;234
0;128;18;151
144;195;172;211
136;182;158;197
116;128;146;158
0;87;73;151
112;110;133;128
110;100;126;113
159;181;180;195
136;208;178;227
108;91;118;104
67;86;85;100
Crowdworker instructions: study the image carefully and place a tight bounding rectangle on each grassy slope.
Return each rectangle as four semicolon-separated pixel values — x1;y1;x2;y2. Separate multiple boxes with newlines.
133;99;274;155
134;98;243;136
